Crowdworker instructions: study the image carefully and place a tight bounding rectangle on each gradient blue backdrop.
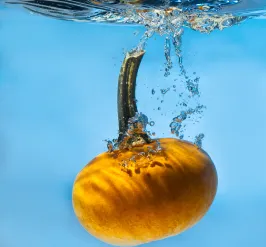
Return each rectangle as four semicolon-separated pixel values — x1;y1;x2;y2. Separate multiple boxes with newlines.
1;4;266;247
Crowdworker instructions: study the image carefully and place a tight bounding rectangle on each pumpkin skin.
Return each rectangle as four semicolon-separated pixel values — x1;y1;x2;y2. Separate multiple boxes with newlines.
72;138;217;246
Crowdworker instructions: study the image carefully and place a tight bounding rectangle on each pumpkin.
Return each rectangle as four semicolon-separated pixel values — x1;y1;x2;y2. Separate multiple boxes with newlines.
72;138;217;246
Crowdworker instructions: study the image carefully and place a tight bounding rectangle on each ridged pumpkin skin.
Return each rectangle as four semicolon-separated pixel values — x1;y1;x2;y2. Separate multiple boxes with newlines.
72;138;217;246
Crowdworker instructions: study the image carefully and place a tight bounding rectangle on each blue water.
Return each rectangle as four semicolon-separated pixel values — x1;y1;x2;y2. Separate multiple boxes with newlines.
1;3;266;247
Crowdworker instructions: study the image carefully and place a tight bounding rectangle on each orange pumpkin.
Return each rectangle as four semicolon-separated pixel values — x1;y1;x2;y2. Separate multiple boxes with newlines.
72;138;217;246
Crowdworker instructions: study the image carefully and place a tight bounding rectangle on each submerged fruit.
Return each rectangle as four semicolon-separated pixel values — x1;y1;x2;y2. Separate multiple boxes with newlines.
72;138;217;246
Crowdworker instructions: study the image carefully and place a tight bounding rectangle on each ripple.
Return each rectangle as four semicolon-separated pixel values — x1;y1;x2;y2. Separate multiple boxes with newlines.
4;0;266;28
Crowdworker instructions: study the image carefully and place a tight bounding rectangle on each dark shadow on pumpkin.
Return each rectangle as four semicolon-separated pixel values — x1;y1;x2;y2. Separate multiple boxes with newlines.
150;161;164;168
81;160;205;208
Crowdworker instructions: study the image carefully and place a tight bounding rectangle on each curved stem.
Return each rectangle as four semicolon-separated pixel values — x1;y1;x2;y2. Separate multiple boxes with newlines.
117;50;145;141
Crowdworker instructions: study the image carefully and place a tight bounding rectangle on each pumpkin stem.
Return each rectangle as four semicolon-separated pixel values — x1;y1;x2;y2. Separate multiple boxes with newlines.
117;50;151;145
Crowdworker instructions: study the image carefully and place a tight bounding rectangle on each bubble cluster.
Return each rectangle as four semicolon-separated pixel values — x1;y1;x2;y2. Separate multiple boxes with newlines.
107;112;158;151
164;37;172;77
194;133;205;148
170;110;187;138
186;77;200;96
169;105;206;140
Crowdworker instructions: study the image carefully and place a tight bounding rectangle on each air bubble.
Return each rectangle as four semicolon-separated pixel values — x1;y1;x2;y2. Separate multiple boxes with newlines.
194;133;205;148
160;88;170;95
149;121;155;126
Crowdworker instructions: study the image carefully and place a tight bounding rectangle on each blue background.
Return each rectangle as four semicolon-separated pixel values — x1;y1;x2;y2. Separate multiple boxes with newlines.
1;4;266;247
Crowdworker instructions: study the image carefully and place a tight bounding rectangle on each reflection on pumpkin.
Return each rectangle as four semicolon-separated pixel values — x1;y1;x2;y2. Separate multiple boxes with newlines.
72;138;217;246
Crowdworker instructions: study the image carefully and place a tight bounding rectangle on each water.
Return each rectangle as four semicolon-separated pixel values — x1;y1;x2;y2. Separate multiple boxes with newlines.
4;0;266;25
1;1;266;247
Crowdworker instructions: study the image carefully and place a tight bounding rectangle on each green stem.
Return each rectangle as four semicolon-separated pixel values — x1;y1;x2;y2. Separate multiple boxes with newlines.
117;50;145;142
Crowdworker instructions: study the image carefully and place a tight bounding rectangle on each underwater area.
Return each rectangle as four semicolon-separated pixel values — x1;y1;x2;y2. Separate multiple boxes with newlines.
1;0;266;246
